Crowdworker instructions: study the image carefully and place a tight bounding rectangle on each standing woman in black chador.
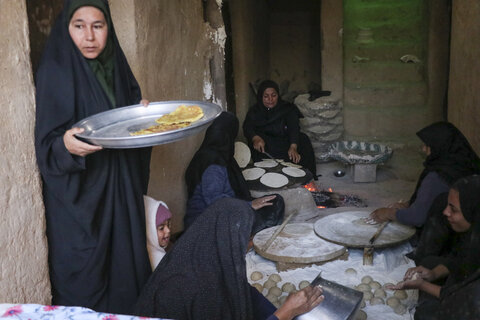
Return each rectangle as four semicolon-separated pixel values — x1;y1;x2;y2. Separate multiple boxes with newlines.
35;0;151;314
243;80;318;178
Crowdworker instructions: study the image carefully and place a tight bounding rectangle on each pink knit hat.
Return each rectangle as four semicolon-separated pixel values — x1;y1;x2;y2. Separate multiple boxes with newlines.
156;204;172;227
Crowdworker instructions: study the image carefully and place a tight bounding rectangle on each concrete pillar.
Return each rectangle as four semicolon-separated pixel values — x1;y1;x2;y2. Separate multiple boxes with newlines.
0;0;51;304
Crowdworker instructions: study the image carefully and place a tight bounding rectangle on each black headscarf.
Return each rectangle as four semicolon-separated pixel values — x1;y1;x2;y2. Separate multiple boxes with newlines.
35;0;151;313
66;0;116;105
410;122;480;204
134;198;255;320
445;175;480;284
250;80;303;127
185;112;251;200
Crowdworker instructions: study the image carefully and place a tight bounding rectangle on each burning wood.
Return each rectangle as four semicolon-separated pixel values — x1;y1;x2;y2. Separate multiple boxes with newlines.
303;183;366;208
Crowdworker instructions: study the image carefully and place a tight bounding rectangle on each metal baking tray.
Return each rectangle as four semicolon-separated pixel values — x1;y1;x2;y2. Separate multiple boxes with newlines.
73;100;222;148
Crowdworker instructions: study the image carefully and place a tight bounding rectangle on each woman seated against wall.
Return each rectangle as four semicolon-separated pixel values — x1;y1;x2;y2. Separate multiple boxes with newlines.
387;175;480;320
184;112;285;234
370;122;480;228
134;197;324;320
242;80;318;179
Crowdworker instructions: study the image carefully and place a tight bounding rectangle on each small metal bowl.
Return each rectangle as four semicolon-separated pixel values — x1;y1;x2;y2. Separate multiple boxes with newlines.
334;170;345;177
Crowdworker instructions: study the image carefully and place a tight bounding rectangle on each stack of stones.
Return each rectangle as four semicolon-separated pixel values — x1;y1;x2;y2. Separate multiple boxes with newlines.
294;94;344;162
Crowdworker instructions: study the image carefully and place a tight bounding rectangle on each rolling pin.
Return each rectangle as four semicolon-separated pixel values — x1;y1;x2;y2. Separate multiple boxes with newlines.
262;210;297;252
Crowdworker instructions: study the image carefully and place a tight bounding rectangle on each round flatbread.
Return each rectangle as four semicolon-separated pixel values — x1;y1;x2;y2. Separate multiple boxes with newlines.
254;160;278;168
234;142;251;168
281;166;306;177
260;173;288;188
281;161;302;168
242;168;265;181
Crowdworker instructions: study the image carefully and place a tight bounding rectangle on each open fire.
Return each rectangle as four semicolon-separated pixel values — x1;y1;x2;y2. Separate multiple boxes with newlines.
303;182;366;209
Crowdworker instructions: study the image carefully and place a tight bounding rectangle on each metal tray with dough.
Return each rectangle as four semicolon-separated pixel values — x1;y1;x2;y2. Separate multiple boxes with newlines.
253;223;346;264
313;210;416;248
73;100;222;148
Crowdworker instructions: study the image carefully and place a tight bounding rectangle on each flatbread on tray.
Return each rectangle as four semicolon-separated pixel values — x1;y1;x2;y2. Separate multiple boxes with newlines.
130;122;191;136
130;105;204;136
155;105;204;124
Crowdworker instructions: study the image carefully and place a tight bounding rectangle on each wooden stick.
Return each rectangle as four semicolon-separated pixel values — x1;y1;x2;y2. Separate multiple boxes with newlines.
369;221;389;245
262;210;297;252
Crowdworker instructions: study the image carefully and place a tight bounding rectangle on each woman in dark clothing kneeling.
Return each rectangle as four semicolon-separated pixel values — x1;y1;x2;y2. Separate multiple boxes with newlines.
387;175;480;320
184;112;285;234
135;198;324;320
243;80;317;179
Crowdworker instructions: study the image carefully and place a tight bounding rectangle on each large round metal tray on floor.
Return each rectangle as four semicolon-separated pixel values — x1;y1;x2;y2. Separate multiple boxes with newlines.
73;100;222;148
314;210;416;248
253;223;346;264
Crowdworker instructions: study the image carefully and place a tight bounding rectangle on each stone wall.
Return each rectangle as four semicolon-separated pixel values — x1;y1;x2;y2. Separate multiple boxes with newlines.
0;0;51;304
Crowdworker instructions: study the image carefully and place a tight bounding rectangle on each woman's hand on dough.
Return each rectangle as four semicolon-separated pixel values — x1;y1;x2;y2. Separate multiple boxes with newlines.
251;195;276;210
64;127;102;157
404;266;435;282
386;278;424;290
369;207;396;223
288;144;301;163
274;285;324;320
140;99;149;107
252;135;265;153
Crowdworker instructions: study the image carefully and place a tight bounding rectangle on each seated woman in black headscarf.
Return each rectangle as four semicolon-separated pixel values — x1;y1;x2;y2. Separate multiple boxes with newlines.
134;197;324;320
184;112;285;234
386;175;480;320
370;122;480;227
34;0;151;314
243;80;318;179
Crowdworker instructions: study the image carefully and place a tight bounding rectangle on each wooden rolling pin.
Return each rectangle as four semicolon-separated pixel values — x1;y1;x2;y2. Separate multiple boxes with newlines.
363;221;389;265
262;210;297;252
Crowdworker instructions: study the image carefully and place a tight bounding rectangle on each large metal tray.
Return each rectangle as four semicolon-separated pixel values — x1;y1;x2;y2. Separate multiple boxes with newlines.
73;100;222;148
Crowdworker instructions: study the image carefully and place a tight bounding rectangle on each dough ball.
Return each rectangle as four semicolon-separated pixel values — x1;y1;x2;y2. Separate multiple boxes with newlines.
383;282;395;290
299;280;310;290
394;304;407;315
373;288;386;298
252;283;263;293
266;293;277;303
359;298;366;309
250;271;263;282
281;282;296;293
386;297;400;308
369;281;381;290
355;310;367;320
345;268;357;276
356;283;371;292
263;279;277;290
268;286;282;297
268;274;282;283
278;295;287;305
361;275;373;284
411;272;420;280
394;290;408;300
370;297;384;305
363;291;373;300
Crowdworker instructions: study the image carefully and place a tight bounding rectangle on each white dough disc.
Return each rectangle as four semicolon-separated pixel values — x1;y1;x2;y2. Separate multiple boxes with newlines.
260;173;289;188
281;166;306;177
242;168;266;181
282;161;302;168
234;142;251;168
254;160;278;168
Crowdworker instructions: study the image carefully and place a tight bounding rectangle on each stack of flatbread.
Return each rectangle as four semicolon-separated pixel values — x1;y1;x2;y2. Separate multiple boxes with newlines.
130;105;204;136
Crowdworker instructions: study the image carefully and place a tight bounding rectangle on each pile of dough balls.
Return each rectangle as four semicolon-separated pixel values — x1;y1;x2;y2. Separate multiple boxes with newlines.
249;271;312;308
347;272;409;315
